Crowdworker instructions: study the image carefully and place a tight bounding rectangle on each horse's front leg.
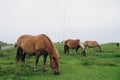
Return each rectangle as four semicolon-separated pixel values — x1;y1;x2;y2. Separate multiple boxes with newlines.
34;53;40;71
42;53;48;71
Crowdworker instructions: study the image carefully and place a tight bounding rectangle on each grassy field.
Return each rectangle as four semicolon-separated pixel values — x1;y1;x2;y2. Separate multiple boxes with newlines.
0;43;120;80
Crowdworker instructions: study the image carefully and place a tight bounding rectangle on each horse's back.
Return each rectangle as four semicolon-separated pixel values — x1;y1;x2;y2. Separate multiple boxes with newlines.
84;41;99;47
91;41;99;46
64;39;80;48
16;34;54;54
16;35;35;53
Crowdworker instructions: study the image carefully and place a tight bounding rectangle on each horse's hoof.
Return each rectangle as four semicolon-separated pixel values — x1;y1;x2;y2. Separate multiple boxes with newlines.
54;72;60;75
34;68;38;72
43;68;47;71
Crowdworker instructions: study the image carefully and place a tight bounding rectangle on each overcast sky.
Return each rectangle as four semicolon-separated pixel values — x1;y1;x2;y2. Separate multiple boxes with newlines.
0;0;120;43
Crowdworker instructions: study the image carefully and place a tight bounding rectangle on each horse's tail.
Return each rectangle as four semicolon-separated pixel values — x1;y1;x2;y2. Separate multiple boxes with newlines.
64;40;69;54
64;44;68;54
14;43;17;48
16;47;23;62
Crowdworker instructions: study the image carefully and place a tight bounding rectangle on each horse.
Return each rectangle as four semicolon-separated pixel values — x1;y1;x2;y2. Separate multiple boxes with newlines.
64;39;86;56
15;34;60;75
116;42;119;47
84;40;102;52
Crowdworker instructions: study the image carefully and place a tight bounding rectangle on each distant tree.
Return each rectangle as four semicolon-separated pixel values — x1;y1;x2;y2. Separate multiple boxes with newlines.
0;41;7;46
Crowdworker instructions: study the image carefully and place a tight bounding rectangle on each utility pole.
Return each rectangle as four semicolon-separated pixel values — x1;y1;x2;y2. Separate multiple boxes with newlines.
63;0;66;43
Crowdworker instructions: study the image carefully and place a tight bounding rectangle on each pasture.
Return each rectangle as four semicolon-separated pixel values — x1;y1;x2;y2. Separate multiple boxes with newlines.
0;43;120;80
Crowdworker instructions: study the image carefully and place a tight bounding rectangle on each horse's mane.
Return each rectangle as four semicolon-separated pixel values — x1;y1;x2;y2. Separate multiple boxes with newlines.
79;42;85;50
98;43;102;47
40;34;59;58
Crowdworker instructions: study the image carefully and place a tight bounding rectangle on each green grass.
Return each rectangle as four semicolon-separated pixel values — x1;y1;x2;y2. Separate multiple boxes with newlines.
0;43;120;80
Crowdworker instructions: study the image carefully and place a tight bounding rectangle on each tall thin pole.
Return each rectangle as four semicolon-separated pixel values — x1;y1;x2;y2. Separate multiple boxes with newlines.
63;0;66;43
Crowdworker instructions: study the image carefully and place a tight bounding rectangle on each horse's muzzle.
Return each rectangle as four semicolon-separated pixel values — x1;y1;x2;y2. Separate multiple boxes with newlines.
54;71;60;75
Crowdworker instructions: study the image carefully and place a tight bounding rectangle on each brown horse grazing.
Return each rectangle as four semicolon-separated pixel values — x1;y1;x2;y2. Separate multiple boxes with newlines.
84;41;102;52
15;34;60;75
64;39;86;56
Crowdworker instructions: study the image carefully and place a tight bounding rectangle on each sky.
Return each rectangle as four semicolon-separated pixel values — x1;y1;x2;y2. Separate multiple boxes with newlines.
0;0;120;44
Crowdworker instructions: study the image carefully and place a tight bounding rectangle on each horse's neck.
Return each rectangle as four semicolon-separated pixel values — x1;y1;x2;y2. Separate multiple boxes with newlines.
98;43;101;47
79;42;85;50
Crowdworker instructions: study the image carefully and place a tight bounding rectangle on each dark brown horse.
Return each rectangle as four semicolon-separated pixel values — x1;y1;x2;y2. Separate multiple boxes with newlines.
84;40;102;52
117;42;119;47
0;45;1;49
15;34;60;75
64;39;86;56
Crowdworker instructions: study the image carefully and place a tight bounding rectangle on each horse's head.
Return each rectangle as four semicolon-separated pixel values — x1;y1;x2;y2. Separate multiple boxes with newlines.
80;42;87;56
98;43;102;52
50;56;60;75
82;48;87;56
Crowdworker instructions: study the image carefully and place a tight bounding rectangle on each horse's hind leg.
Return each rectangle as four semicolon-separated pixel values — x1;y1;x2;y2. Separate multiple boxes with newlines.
42;53;48;71
16;48;20;63
21;52;26;64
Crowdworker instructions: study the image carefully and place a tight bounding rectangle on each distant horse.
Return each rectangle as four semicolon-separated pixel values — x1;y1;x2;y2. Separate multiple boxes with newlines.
64;39;86;56
15;34;60;75
84;41;102;52
0;45;1;49
116;42;119;47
